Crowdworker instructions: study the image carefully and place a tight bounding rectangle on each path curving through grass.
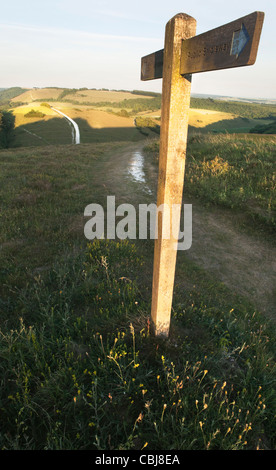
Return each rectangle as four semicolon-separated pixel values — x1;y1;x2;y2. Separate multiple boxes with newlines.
52;107;80;144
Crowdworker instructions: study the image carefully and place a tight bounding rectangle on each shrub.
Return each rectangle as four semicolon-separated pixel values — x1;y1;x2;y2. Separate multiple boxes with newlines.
40;102;51;108
24;109;46;118
117;109;129;118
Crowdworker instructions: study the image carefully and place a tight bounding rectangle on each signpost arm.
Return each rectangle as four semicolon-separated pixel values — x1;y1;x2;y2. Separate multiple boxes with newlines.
151;13;196;337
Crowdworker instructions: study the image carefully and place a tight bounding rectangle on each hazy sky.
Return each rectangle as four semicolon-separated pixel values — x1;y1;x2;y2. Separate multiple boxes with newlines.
1;0;275;98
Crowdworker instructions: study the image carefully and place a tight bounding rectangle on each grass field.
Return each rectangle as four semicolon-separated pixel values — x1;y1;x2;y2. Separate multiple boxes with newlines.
0;132;275;450
11;105;144;146
190;108;236;127
11;88;63;103
10;104;276;149
145;133;276;231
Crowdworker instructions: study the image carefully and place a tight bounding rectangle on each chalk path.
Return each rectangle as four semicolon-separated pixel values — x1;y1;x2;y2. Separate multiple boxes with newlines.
52;107;80;144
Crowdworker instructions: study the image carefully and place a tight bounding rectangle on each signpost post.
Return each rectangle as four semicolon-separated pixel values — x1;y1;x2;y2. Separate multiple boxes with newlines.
141;11;264;338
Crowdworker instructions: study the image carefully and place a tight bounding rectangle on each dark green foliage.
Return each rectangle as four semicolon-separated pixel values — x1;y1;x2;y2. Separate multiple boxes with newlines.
116;109;130;117
131;90;161;98
24;109;46;118
190;97;276;120
58;88;79;100
0;110;15;148
250;120;276;134
135;116;160;135
40;102;51;108
0;87;28;106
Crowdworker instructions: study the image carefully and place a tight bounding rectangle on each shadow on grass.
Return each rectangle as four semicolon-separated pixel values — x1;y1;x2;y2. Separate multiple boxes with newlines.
188;117;275;135
12;117;155;148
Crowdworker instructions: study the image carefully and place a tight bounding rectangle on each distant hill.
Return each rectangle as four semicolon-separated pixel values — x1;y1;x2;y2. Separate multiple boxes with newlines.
4;86;276;148
11;87;64;103
10;87;162;114
190;97;276;120
10;87;159;105
0;87;29;106
191;93;276;105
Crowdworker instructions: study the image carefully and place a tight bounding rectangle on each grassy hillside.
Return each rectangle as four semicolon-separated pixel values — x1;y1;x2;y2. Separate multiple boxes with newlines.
2;87;275;150
11;88;154;105
250;120;276;134
6;87;160;147
11;103;143;146
190;97;276;120
0;135;275;450
11;87;64;104
145;134;276;231
0;87;29;107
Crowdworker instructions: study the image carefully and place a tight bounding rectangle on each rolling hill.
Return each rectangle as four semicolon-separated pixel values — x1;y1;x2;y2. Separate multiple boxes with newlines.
1;86;275;149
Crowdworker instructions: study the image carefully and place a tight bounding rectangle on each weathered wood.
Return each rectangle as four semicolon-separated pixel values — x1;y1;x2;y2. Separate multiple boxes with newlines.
150;13;196;337
141;49;163;81
141;10;264;338
141;11;264;80
180;11;264;75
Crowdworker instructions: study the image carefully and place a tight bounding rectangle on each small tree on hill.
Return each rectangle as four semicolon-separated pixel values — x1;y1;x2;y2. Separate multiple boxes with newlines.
0;110;15;148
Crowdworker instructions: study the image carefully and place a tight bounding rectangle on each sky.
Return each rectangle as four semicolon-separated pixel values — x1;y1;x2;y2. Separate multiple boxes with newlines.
0;0;275;99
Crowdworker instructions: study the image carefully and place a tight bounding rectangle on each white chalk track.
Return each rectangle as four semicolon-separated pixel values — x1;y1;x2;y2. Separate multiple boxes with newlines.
52;107;80;144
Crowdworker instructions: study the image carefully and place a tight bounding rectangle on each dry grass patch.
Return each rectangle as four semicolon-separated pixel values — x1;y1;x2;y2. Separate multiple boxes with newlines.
188;108;236;128
62;107;135;129
11;88;64;103
72;89;151;103
135;108;236;128
13;104;62;128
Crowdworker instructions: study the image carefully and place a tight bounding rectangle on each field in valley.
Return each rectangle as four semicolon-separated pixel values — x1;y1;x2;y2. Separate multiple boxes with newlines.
0;87;275;450
12;103;141;146
3;87;274;148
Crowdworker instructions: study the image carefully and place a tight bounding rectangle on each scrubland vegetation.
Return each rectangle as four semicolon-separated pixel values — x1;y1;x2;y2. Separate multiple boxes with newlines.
145;133;276;231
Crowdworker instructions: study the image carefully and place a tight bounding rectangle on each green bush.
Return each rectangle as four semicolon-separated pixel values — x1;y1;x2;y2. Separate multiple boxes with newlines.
24;109;46;118
40;102;51;109
135;116;160;135
117;109;129;118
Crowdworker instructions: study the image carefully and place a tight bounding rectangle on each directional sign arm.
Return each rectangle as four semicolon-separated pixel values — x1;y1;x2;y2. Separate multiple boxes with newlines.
141;49;163;81
141;11;264;80
180;11;264;75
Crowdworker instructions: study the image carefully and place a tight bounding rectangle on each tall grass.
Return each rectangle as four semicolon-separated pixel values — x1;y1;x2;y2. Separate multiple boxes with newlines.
144;134;276;230
0;137;275;450
0;239;275;450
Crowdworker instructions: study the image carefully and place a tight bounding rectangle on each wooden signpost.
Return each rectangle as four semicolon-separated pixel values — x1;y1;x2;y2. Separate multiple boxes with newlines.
141;11;264;337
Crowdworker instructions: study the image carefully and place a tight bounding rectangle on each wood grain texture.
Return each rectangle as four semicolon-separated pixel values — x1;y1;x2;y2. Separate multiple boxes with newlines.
180;11;264;74
150;13;196;337
141;49;163;81
141;11;264;80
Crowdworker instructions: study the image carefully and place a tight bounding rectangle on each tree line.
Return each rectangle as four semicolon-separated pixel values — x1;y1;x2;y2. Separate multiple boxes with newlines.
190;97;276;120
